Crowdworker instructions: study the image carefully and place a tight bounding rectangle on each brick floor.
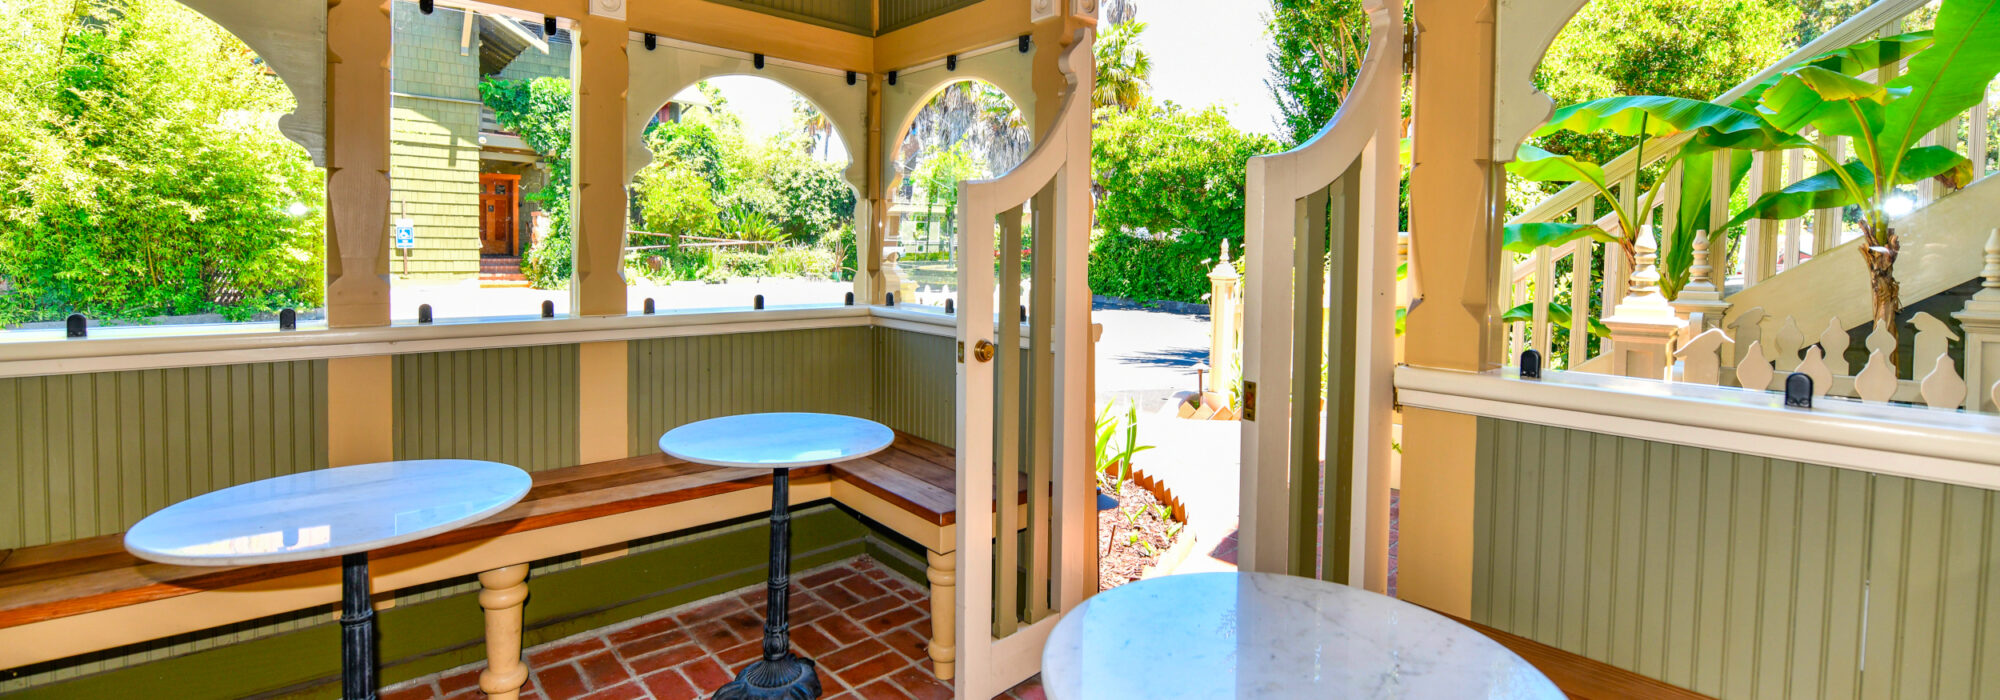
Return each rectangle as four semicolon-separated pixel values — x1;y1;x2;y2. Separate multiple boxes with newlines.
382;557;1046;700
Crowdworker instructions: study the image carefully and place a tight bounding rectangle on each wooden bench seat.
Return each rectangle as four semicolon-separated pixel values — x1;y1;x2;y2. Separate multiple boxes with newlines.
0;432;968;695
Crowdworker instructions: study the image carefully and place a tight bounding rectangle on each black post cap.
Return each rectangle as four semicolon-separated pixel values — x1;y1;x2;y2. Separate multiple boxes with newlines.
541;300;555;318
945;299;955;314
643;298;656;315
1019;35;1032;53
279;308;298;331
885;292;896;306
887;70;898;86
644;33;657;51
1784;372;1814;409
1020;305;1027;322
65;313;86;338
420;0;433;14
844;292;855;306
947;55;958;71
417;304;433;324
1519;349;1542;379
754;294;766;310
543;16;557;36
753;53;766;70
846;71;857;85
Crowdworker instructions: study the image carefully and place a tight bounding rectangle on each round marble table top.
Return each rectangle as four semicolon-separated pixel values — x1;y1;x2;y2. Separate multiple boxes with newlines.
659;412;895;469
1042;572;1563;700
125;460;531;567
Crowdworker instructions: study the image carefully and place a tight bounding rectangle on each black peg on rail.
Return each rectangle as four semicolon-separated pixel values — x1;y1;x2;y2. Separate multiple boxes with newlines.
644;33;657;51
1020;305;1027;322
279;308;298;331
65;314;86;338
945;299;955;314
419;0;433;14
417;304;433;324
1784;372;1814;409
846;71;857;86
844;292;855;306
947;55;958;71
541;300;555;318
1019;35;1032;53
753;53;766;70
543;16;557;36
885;292;896;306
887;71;898;86
754;294;766;310
643;298;656;315
1518;349;1541;379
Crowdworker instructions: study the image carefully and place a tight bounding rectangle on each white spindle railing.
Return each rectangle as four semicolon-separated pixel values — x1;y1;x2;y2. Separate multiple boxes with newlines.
1500;0;2000;370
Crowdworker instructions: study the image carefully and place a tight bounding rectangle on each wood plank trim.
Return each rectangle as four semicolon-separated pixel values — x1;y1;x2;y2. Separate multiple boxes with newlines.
1439;609;1715;700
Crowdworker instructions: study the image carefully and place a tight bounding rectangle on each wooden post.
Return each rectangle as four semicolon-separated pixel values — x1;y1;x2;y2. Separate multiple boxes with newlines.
925;549;957;681
572;11;629;317
1600;228;1684;380
1953;229;2000;413
324;0;393;328
1208;242;1241;399
477;564;531;700
1671;230;1731;343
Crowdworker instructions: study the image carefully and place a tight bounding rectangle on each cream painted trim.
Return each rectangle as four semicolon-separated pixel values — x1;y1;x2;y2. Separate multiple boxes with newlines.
622;33;849;78
0;478;835;670
830;480;954;553
577;341;629;464
179;0;328;166
882;38;1023;77
0;307;878;378
1394;366;2000;490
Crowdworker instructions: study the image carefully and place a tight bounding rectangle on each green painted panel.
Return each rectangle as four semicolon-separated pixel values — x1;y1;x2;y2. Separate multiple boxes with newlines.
877;0;985;34
702;0;875;34
871;326;956;448
0;362;327;550
1473;418;2000;699
394;344;579;472
627;327;877;456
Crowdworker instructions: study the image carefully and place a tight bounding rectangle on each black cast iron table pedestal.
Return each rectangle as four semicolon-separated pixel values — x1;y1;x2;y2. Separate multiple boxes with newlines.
342;553;379;700
715;469;820;700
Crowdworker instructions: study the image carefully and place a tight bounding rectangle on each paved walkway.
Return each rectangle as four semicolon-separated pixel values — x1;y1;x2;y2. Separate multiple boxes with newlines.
381;557;1043;700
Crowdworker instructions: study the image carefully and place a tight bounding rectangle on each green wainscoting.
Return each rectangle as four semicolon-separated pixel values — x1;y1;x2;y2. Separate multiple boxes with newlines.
1473;417;2000;700
871;326;955;448
393;344;580;472
627;327;875;456
0;361;327;550
877;0;984;34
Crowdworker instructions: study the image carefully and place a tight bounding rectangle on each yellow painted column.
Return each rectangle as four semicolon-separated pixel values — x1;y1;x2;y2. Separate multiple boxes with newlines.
573;12;630;317
1399;0;1502;619
324;0;393;328
328;356;395;467
578;341;630;462
862;73;886;302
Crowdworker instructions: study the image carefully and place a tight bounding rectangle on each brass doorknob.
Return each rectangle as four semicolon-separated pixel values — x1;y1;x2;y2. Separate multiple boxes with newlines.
973;339;997;363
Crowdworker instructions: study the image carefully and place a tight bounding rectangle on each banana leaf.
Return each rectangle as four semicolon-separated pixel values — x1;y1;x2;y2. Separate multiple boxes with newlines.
1724;146;1974;228
1507;144;1609;188
1729;32;1935;111
1502;222;1617;254
1501;302;1611;338
1533;96;1776;151
1661;148;1754;299
1879;0;2000;183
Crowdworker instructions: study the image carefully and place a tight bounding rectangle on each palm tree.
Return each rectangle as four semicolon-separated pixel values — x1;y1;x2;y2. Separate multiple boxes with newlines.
791;94;835;159
1093;21;1152;113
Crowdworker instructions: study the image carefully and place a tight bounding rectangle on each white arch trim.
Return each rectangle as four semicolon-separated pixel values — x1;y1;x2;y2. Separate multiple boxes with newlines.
179;0;328;166
879;40;1038;194
624;36;869;194
1492;0;1591;162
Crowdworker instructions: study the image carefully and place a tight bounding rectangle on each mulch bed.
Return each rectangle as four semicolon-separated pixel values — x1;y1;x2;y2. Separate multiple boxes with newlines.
1097;480;1184;590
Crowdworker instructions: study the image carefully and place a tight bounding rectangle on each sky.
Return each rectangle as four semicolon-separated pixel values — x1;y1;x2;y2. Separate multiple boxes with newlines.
690;0;1281;156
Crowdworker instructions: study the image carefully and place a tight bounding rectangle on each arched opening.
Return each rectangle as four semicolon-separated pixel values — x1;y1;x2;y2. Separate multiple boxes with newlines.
625;75;858;312
0;0;325;334
882;79;1031;309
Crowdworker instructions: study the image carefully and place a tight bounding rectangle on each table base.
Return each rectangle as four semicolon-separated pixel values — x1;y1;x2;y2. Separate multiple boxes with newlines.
714;653;822;700
341;552;378;700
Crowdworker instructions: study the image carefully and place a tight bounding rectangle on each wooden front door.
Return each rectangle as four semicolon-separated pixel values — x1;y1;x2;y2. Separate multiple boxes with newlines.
479;174;519;256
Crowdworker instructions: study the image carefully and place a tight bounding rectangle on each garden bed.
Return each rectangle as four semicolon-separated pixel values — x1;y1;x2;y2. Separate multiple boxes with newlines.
1097;468;1192;589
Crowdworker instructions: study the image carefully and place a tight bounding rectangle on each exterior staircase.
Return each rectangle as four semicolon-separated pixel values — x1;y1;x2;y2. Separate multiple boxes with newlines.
480;256;531;288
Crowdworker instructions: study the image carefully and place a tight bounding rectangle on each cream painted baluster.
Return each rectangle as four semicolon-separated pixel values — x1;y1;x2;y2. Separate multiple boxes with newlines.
1531;245;1553;361
1738;341;1775;392
1798;345;1833;399
926;550;957;680
1971;99;1989;180
1731;307;1768;367
1674;329;1730;385
1911;312;1959;376
1774;316;1805;372
1921;355;1969;410
477;564;531;700
1784;149;1805;270
1855;349;1900;403
993;203;1024;638
1819;316;1852;375
1027;183;1056;623
1744;150;1780;284
1814;135;1844;252
1866;321;1898;358
1610;170;1637;303
1570;201;1596;369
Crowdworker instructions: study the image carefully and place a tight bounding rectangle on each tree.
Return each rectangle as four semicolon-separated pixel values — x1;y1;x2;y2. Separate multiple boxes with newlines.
481;76;574;289
1265;0;1370;145
0;0;325;325
1093;21;1153;113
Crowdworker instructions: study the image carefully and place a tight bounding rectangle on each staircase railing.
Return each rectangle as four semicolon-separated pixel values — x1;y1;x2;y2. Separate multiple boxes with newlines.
1504;0;1992;371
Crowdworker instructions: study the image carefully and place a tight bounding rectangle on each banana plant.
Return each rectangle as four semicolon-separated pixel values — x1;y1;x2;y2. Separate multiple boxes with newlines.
1726;0;1999;341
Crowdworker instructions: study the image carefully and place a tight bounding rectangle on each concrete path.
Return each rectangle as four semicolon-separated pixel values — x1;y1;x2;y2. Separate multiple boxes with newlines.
1089;299;1212;410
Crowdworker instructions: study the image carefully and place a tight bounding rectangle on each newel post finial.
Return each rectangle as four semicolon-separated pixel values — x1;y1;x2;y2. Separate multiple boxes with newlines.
1955;228;2000;412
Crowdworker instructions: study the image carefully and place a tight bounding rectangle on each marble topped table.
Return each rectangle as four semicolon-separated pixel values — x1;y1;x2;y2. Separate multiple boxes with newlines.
1042;572;1564;700
125;460;532;700
660;413;895;700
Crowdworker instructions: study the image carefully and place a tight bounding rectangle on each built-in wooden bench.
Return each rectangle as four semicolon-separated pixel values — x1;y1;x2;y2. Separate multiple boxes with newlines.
0;433;969;698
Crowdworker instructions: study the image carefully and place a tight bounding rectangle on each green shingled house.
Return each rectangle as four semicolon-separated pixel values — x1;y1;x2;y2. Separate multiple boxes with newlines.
389;2;572;285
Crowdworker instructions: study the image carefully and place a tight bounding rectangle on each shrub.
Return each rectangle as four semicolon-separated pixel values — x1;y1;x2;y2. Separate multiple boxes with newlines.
1087;230;1233;305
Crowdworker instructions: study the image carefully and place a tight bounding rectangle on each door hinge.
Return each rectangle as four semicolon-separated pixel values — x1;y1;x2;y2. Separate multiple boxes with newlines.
1402;25;1415;76
957;341;966;364
1242;380;1258;421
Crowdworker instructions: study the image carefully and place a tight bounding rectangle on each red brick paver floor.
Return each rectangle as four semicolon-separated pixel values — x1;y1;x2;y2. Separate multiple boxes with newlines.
382;557;1045;700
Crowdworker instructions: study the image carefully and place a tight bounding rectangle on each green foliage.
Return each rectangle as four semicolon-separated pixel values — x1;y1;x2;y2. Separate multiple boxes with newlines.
0;0;325;325
1088;104;1278;304
1092;400;1154;496
480;76;574;289
636;167;719;242
1502;302;1612;338
634;89;853;248
1094;20;1153;113
1264;0;1370;144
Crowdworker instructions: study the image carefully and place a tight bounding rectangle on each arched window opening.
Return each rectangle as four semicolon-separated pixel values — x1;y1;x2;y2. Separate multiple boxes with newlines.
885;79;1030;310
0;0;324;335
626;76;857;313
